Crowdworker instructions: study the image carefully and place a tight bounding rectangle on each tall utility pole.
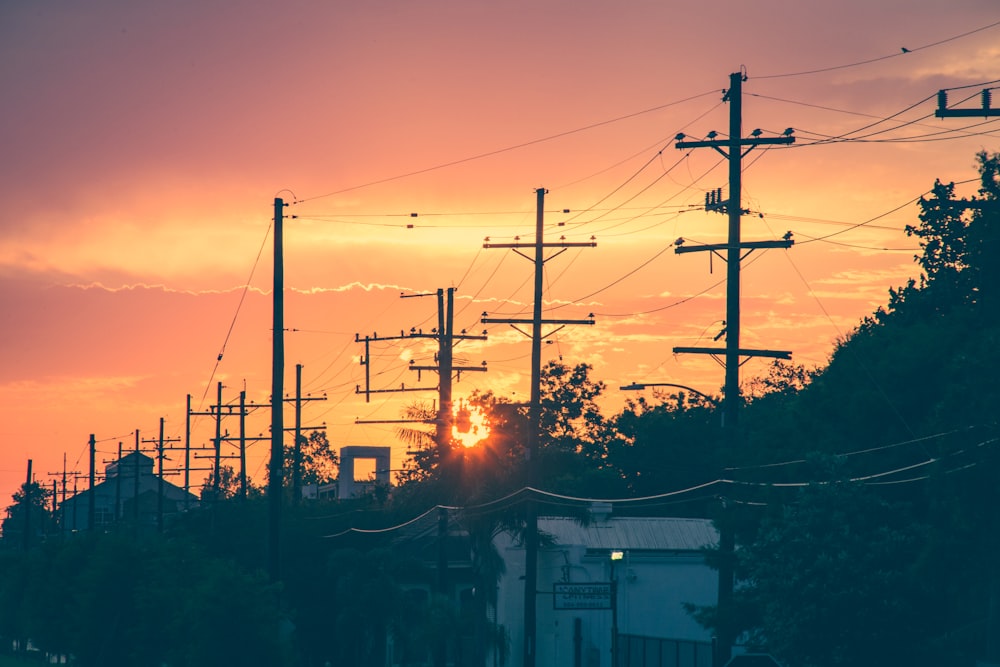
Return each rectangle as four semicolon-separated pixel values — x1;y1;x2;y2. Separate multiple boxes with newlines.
214;382;224;495
269;196;285;584
88;434;96;528
355;289;488;415
47;454;80;533
187;382;228;498
191;384;267;499
115;442;122;522
289;365;327;505
157;418;165;532
932;88;1000;665
481;188;596;667
405;288;489;451
185;394;192;508
240;389;248;500
133;430;141;531
22;459;32;551
293;364;303;506
355;287;486;667
674;72;794;667
141;420;180;533
674;71;795;430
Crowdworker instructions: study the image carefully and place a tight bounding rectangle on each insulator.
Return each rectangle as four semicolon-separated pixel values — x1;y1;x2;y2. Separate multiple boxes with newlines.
938;90;948;111
983;89;992;111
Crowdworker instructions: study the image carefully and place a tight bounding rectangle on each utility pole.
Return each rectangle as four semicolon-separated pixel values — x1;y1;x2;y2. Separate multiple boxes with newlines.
270;196;285;584
115;442;122;522
133;430;140;531
185;394;192;508
158;418;165;532
88;435;96;529
481;188;596;667
188;383;260;499
141;422;180;532
355;287;486;667
674;71;795;429
46;452;82;534
674;72;794;667
932;89;1000;665
137;422;178;526
285;366;326;504
355;290;487;418
205;380;321;501
293;366;303;506
240;389;248;499
22;459;32;551
214;382;223;496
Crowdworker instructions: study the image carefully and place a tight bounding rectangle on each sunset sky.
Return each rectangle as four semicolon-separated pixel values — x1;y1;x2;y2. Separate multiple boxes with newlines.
2;0;999;506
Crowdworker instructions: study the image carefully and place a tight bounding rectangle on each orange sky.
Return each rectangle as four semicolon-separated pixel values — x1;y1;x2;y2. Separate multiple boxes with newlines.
2;1;999;505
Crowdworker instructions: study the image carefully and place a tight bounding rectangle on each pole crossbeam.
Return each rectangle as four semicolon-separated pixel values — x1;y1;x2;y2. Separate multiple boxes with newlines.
409;364;487;373
355;288;489;404
672;346;792;359
483;241;596;249
482;317;595;326
675;239;793;255
935;89;999;118
675;136;794;151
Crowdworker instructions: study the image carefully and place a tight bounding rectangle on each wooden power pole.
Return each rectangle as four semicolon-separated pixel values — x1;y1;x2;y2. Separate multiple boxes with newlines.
674;71;794;667
481;187;596;667
270;196;285;584
932;87;1000;665
673;71;795;429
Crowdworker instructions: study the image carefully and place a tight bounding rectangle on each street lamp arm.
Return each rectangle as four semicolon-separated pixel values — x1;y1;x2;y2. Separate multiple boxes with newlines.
619;382;717;404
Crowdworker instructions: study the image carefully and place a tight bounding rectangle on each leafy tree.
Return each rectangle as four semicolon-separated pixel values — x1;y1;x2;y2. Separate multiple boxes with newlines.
284;429;339;496
731;482;937;667
535;361;619;489
0;532;284;667
610;391;722;500
1;481;53;548
198;463;256;501
394;401;443;487
863;150;999;328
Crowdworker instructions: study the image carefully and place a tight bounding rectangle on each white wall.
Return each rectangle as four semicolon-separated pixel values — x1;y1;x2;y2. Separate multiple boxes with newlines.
496;542;717;667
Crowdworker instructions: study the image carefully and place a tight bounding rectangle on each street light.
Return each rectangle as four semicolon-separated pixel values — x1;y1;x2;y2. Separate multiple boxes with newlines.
619;382;718;405
610;550;624;667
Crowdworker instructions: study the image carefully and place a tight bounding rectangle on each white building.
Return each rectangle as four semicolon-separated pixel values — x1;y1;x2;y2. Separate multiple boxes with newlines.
494;510;719;667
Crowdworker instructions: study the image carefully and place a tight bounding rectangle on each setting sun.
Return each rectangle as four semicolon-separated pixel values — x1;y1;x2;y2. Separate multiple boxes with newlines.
452;402;490;448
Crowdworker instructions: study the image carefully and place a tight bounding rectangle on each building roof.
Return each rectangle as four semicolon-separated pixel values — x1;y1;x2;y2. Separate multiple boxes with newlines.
537;516;718;552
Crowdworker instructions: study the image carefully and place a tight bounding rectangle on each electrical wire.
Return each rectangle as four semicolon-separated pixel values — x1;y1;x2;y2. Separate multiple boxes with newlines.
755;19;1000;79
199;221;272;408
297;90;720;204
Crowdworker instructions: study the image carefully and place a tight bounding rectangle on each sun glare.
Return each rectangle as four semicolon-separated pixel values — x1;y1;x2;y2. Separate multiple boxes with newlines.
452;404;490;448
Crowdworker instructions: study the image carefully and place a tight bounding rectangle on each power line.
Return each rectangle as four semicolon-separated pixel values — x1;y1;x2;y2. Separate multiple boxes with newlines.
755;18;1000;79
296;90;720;203
200;220;272;408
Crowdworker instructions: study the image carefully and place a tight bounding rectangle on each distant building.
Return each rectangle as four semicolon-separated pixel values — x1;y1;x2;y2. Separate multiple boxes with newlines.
60;451;198;533
338;446;391;499
384;505;719;667
494;509;719;667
